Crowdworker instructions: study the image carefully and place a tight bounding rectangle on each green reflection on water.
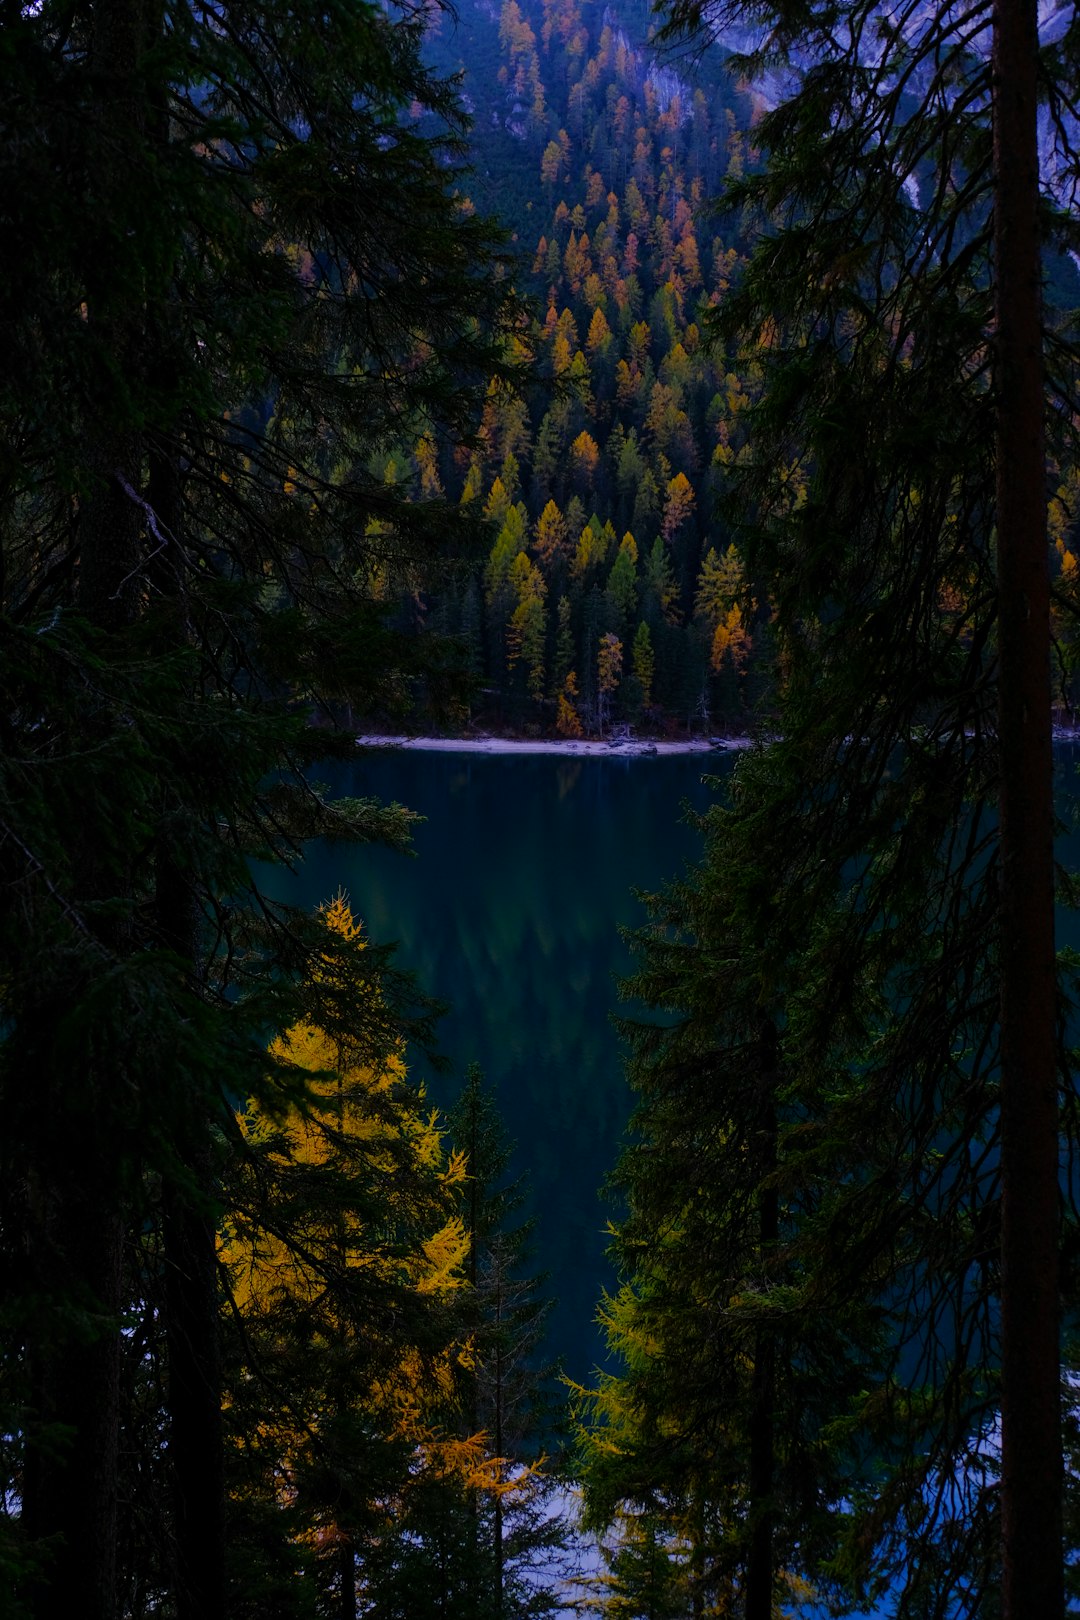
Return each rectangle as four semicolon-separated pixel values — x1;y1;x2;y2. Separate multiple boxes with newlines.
264;744;1080;1387
266;750;730;1386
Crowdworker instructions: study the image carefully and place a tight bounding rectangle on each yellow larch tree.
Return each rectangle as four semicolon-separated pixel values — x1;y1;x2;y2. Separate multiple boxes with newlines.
221;897;490;1610
570;430;601;493
597;631;623;733
694;544;754;674
556;670;585;736
586;306;613;359
534;498;569;571
507;552;548;701
661;470;696;544
572;518;612;579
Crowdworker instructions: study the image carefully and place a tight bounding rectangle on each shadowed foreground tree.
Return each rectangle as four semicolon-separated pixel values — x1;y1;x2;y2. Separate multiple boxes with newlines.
577;751;883;1618
578;0;1080;1607
0;1;518;1614
361;1062;577;1620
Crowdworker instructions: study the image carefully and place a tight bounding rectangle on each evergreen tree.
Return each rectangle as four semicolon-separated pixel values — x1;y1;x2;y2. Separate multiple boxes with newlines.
0;0;517;1612
451;1063;575;1620
364;1063;576;1620
629;620;655;715
577;752;876;1616
583;0;1080;1605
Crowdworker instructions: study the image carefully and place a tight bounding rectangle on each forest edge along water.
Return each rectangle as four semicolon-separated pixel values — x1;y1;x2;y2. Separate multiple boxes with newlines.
355;732;746;755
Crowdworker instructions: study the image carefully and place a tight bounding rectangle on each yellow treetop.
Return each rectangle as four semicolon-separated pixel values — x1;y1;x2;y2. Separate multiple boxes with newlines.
222;896;472;1487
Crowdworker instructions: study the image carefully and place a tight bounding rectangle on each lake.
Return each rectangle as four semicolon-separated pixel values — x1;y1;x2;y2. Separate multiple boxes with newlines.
266;747;731;1388
267;742;1080;1397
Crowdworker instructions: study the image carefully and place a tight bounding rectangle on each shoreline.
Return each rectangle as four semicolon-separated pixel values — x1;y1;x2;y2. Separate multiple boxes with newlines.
355;726;1080;759
355;733;751;757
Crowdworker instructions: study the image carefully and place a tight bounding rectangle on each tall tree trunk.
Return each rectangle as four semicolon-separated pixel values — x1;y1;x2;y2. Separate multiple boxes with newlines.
23;1201;125;1620
993;0;1063;1612
162;1163;227;1620
745;1021;778;1620
337;1540;357;1620
689;1490;705;1620
148;419;227;1620
22;4;150;1607
23;443;138;1618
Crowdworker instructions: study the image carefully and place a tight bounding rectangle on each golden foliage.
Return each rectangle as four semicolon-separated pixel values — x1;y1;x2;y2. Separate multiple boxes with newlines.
222;897;476;1514
556;671;584;736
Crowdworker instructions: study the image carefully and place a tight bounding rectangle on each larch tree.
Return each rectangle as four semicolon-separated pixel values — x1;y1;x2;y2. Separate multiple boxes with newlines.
220;898;474;1619
597;631;624;733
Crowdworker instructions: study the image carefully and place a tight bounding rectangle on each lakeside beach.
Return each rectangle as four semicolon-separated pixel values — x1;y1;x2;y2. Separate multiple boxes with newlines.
355;733;751;757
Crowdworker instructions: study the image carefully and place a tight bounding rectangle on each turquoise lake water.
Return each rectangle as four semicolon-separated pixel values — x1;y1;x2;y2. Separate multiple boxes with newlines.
267;747;731;1388
267;743;1080;1393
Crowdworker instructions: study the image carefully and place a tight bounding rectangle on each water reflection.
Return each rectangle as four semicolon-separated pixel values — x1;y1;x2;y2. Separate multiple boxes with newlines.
268;745;1080;1388
267;750;726;1385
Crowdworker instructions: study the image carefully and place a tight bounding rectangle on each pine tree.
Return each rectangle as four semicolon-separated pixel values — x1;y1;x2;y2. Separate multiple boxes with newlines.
606;535;639;630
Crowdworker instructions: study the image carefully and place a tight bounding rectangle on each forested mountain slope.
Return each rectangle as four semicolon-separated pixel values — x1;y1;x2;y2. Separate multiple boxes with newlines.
378;0;1080;739
406;0;773;734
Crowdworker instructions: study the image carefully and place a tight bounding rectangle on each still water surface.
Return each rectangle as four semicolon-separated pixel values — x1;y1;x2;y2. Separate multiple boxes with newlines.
270;744;1080;1392
270;749;730;1387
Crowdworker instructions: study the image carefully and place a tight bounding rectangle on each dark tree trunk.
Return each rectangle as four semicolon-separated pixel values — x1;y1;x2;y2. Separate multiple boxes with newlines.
22;5;150;1605
149;417;227;1620
23;1202;124;1620
745;1021;778;1620
689;1501;705;1620
338;1540;357;1620
162;1168;226;1620
23;419;138;1615
993;0;1064;1612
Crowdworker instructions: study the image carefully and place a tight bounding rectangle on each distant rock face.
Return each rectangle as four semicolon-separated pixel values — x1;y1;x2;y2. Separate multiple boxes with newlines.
601;5;694;119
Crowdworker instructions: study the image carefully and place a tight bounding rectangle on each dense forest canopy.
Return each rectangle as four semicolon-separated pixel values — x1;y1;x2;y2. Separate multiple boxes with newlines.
393;0;776;736
3;0;1080;1612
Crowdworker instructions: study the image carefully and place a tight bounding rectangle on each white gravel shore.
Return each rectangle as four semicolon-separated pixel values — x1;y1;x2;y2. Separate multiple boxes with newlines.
355;733;751;757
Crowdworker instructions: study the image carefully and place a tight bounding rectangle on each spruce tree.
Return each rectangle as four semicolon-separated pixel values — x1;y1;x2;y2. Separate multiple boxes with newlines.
584;0;1080;1604
0;1;517;1612
577;751;877;1615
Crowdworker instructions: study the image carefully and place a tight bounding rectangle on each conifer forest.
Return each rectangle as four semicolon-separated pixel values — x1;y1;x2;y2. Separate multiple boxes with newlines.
4;0;1080;1613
